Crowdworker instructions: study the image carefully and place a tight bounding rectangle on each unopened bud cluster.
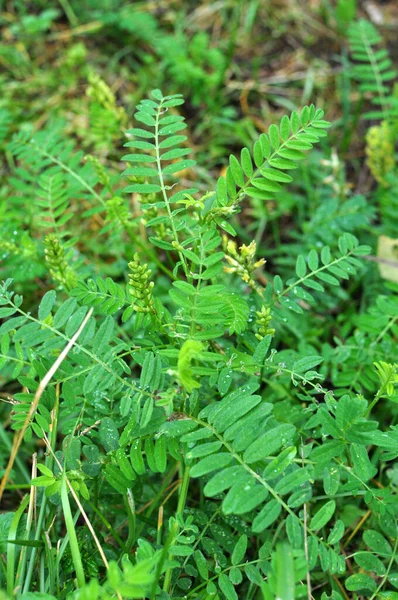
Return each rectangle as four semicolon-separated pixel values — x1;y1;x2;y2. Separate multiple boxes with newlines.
85;154;111;188
86;72;126;124
43;235;77;290
223;237;265;291
106;197;131;229
255;305;275;341
127;253;155;313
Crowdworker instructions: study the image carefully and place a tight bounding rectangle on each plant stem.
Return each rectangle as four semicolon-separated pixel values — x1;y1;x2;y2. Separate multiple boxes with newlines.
162;465;191;594
60;475;85;588
21;494;49;594
365;389;383;417
7;495;30;596
154;98;190;280
124;489;136;552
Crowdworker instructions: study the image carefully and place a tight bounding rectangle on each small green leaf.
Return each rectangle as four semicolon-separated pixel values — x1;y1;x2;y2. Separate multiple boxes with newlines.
295;255;307;278
123;167;158;178
31;476;55;487
268;123;280;150
269;158;297;170
122;154;156;163
190;453;233;477
308;249;319;271
240;148;253;177
124;184;161;194
154;436;167;473
99;418;120;453
163;160;196;175
125;128;154;139
218;573;238;600
280;115;291;141
310;500;336;530
321;246;331;265
253;335;272;363
229;155;244;186
345;573;376;593
169;545;193;557
37;464;53;478
261;167;293;183
354;551;386;576
158;135;187;149
231;535;247;565
263;447;297;480
363;530;392;556
194;550;208;580
244;424;295;463
293;355;323;374
160;148;191;160
124;140;155;150
252;499;282;533
38;290;56;320
350;443;377;481
327;520;345;545
140;398;154;428
273;275;284;294
135;112;156;126
104;464;130;494
93;315;114;353
186;441;222;460
204;466;247;497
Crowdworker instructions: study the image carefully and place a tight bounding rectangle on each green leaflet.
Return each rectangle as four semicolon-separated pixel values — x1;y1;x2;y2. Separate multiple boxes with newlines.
243;424;296;463
190;453;234;477
310;500;336;530
252;500;282;533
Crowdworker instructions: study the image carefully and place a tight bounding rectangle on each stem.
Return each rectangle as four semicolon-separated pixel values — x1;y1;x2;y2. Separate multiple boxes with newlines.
7;495;30;596
365;389;384;417
19;386;60;594
154;99;190;280
60;476;85;588
14;455;36;594
21;495;49;594
162;466;190;594
369;535;398;599
57;0;78;27
176;465;190;519
124;489;136;552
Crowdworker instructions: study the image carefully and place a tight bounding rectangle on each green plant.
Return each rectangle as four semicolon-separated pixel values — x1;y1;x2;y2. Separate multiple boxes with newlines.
1;78;398;600
347;19;397;122
348;19;398;284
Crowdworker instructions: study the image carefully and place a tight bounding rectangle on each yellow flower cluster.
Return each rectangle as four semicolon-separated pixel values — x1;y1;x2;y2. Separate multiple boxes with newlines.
223;237;265;292
255;306;275;341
